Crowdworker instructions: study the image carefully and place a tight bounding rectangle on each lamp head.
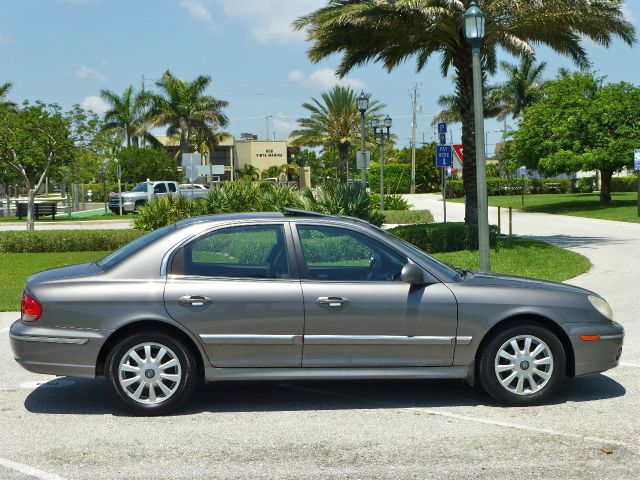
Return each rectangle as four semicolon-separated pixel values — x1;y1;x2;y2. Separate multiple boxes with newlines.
463;1;486;47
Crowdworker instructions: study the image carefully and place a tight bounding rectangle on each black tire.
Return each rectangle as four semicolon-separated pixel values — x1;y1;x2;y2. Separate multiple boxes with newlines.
105;332;197;416
478;323;566;406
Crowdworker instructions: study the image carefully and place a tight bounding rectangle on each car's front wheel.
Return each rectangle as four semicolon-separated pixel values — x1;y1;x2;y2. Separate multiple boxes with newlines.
478;323;566;406
105;332;197;416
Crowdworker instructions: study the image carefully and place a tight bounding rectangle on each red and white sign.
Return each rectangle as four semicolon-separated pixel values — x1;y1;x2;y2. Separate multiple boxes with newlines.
453;144;464;162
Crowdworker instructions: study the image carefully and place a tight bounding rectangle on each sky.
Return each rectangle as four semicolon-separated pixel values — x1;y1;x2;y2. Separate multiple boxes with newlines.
1;0;639;155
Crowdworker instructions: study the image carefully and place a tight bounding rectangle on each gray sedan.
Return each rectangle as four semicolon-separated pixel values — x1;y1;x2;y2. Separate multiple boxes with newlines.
10;210;624;415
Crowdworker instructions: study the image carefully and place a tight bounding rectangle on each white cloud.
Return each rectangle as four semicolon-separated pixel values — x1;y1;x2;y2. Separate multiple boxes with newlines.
81;96;109;115
179;0;213;24
288;68;366;90
77;65;107;82
273;115;298;139
217;0;325;44
0;33;13;46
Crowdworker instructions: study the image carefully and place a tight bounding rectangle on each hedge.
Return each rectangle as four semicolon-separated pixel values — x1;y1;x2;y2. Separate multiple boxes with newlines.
367;164;412;194
389;222;499;253
0;230;144;253
611;175;637;192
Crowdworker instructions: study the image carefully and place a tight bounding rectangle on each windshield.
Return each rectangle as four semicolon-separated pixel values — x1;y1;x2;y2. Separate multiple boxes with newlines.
97;224;175;270
131;183;148;192
377;228;458;280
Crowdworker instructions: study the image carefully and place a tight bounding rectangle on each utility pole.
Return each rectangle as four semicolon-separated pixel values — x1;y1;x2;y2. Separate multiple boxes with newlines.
409;84;420;194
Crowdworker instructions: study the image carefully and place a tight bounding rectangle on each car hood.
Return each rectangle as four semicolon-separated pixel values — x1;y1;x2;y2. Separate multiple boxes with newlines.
462;271;594;296
27;262;104;286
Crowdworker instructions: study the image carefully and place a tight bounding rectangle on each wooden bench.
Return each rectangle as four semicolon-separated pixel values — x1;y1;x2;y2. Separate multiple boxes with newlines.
16;202;58;220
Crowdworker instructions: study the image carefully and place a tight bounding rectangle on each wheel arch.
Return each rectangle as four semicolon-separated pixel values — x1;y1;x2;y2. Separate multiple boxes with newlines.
96;319;206;379
475;314;575;378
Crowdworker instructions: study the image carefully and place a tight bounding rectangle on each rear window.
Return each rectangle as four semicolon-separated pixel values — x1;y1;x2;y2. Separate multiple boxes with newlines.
97;224;175;270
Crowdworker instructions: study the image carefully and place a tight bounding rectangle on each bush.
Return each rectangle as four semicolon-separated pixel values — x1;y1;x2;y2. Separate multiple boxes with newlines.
611;175;637;192
367;164;412;193
445;180;465;198
0;230;144;253
369;193;411;211
388;222;499;253
575;177;595;193
383;210;434;225
80;183;135;203
132;195;202;231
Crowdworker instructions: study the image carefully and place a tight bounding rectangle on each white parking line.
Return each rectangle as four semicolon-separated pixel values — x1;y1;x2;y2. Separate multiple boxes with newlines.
0;457;67;480
283;384;640;453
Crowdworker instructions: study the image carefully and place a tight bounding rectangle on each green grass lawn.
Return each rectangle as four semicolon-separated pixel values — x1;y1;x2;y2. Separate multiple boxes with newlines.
0;238;590;311
0;251;108;311
433;237;590;282
450;192;639;223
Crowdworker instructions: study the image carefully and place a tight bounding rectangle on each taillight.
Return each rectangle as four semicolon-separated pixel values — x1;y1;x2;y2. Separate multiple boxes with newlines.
21;292;42;322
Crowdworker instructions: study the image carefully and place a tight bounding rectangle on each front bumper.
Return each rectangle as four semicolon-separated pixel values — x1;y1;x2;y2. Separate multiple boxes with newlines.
563;321;624;376
9;320;111;378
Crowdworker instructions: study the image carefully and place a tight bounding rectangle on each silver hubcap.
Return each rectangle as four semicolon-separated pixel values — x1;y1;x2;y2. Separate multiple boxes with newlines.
494;335;553;396
118;342;182;405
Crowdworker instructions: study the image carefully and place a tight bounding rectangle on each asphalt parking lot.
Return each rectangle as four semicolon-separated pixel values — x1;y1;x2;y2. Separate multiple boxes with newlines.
1;199;639;479
1;312;638;480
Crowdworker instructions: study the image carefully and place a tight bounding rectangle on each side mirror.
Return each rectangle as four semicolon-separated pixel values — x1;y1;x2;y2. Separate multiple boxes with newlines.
400;263;425;285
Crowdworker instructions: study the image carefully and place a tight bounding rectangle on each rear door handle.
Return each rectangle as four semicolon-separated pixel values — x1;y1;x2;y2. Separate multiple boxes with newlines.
177;295;213;307
317;296;349;307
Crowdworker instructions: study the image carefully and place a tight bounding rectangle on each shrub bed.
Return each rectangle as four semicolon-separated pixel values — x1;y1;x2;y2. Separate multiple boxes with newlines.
388;222;499;253
383;210;434;225
0;230;144;253
611;175;638;192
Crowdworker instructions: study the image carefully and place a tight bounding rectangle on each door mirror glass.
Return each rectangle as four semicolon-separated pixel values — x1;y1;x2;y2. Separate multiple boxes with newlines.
400;263;424;285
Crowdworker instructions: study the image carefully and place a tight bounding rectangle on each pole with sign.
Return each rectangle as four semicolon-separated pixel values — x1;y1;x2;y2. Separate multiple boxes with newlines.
436;124;452;223
634;149;640;216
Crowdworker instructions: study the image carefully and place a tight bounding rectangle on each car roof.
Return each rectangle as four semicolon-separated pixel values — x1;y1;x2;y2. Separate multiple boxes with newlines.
174;209;371;228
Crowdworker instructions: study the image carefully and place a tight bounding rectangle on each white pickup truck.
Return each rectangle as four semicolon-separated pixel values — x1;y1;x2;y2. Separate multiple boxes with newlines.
109;181;209;214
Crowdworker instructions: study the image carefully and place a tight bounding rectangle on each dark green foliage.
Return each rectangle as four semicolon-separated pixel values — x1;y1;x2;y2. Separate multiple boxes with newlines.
112;147;183;183
389;223;499;254
81;183;135;202
576;177;595;193
369;193;410;211
132;195;202;231
367;164;411;194
611;175;638;192
0;230;144;253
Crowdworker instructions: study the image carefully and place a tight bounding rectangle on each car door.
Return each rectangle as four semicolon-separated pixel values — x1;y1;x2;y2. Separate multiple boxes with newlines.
293;223;458;367
164;222;304;367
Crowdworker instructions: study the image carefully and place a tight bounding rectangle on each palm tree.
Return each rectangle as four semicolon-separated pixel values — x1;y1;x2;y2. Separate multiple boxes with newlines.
295;0;635;224
492;57;547;121
146;71;229;155
290;85;383;183
0;82;16;109
238;164;260;180
100;86;149;147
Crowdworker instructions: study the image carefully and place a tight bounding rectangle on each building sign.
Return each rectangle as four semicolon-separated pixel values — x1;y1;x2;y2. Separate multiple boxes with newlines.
255;148;284;159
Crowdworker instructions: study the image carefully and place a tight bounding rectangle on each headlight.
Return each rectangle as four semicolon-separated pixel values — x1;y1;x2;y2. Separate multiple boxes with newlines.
588;295;613;321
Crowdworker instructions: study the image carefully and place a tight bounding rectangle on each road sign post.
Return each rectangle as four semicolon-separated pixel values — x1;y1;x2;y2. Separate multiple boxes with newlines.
436;144;452;223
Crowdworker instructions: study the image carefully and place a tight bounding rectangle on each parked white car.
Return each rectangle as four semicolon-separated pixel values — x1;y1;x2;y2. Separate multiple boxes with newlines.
178;183;209;200
109;181;179;214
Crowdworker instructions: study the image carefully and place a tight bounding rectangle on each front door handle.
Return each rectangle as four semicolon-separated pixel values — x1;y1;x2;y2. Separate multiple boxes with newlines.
317;296;349;307
177;295;213;307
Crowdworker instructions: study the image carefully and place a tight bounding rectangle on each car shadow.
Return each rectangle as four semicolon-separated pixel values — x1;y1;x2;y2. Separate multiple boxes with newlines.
23;373;626;416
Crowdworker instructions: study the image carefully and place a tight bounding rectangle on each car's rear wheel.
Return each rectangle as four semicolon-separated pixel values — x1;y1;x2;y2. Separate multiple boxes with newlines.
105;332;197;416
478;323;566;406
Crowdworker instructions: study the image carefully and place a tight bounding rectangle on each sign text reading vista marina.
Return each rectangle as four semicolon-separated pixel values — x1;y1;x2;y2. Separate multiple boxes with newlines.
256;149;284;158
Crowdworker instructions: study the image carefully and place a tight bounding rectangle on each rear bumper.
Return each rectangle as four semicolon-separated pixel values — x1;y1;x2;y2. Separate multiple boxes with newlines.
563;321;624;376
9;320;111;378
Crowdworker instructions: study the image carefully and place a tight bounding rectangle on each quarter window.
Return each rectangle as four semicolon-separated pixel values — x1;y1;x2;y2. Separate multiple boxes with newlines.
297;225;406;282
174;224;290;279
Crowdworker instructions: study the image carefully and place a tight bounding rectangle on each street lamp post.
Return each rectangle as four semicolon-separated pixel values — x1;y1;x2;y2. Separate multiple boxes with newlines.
357;91;369;188
204;150;211;185
373;115;392;211
463;0;490;272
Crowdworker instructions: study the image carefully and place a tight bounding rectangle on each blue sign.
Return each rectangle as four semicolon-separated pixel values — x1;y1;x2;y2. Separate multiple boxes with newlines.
437;122;447;134
439;132;447;145
436;145;452;167
634;149;640;171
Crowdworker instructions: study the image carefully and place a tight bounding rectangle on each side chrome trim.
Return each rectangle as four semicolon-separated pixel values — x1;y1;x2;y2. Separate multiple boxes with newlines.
600;334;624;341
199;334;303;345
10;333;88;345
304;335;455;345
455;336;473;345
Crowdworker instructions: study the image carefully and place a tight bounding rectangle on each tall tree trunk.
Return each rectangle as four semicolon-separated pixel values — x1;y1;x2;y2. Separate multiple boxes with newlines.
457;47;478;225
599;169;613;203
27;187;35;231
338;144;349;184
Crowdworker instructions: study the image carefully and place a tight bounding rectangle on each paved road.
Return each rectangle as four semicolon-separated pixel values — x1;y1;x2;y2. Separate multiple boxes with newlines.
0;197;638;479
0;220;132;231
